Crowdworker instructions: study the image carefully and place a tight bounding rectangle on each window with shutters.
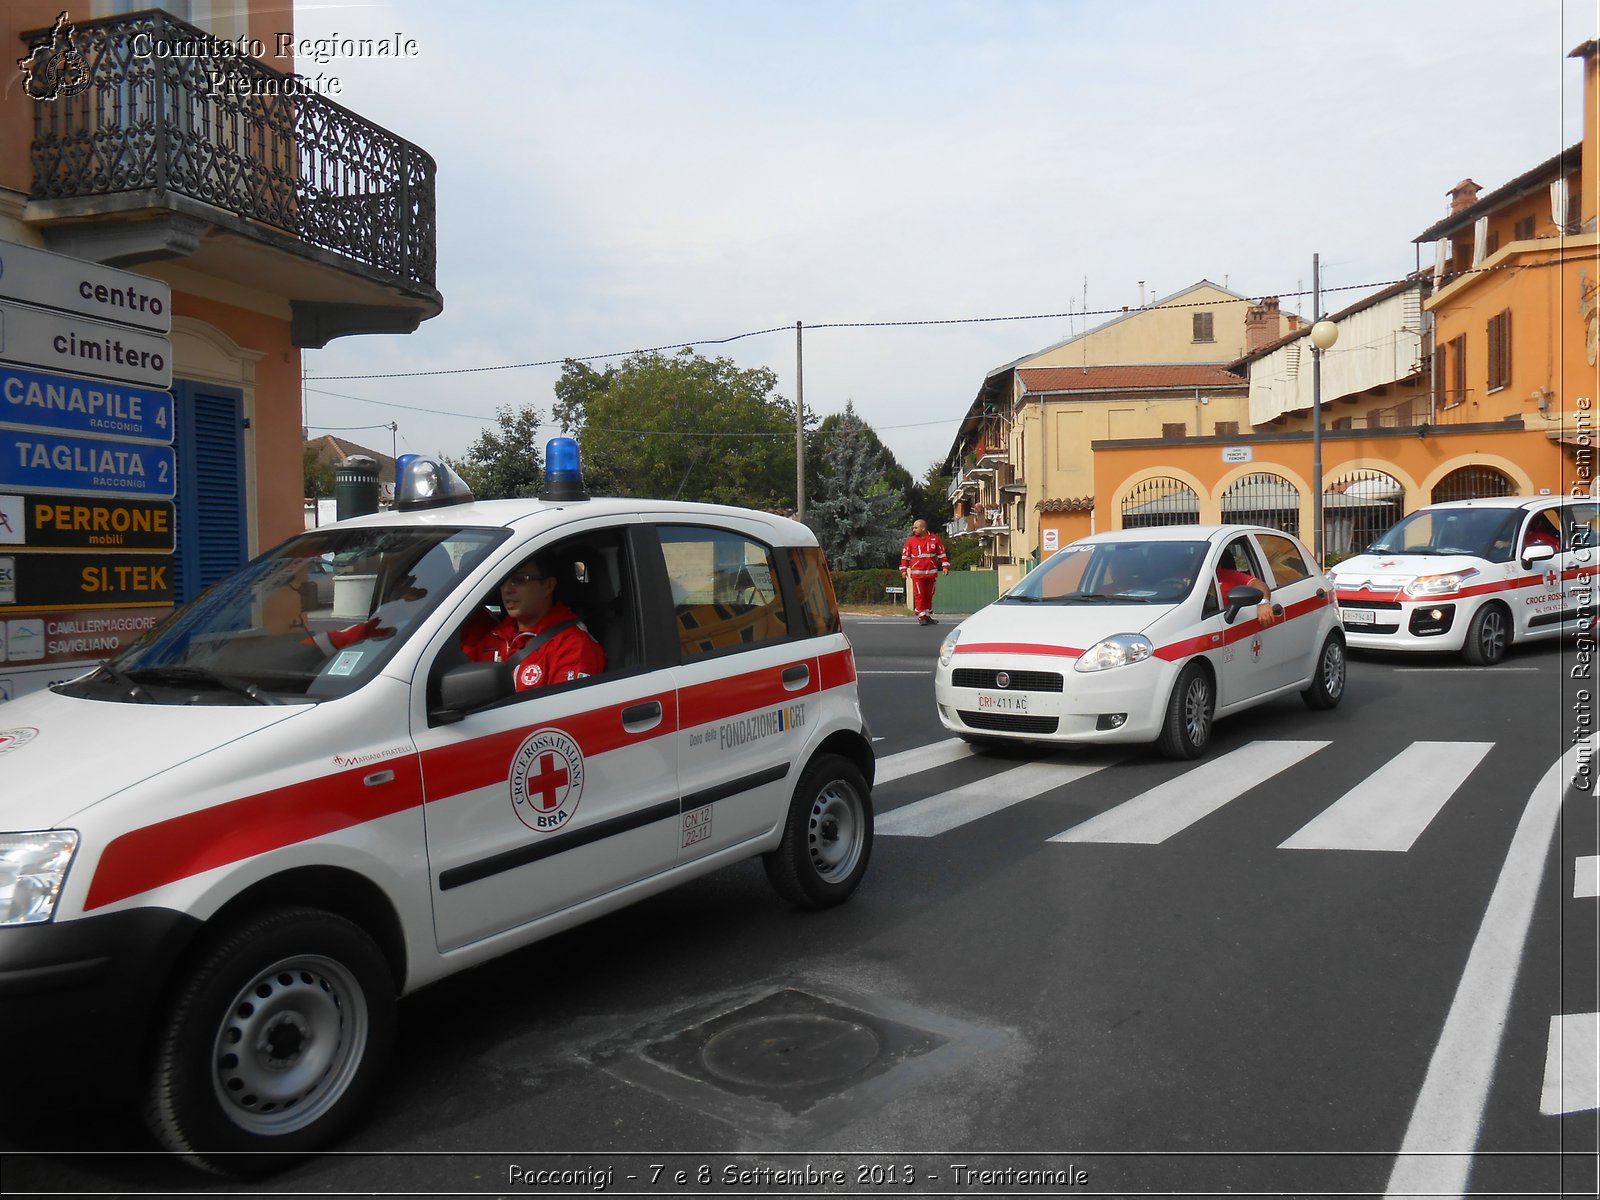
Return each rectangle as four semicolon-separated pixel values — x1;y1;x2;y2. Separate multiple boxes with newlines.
1192;311;1215;343
1214;420;1240;436
1486;309;1512;392
171;379;247;604
1161;422;1186;440
1447;334;1467;407
1514;215;1536;241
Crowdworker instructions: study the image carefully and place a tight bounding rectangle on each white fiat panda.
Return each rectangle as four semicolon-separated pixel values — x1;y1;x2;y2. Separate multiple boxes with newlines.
1326;494;1597;664
0;443;873;1171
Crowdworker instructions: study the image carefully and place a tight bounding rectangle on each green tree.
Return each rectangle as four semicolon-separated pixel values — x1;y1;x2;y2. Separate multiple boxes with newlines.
806;406;918;519
804;401;910;570
447;404;544;499
553;349;803;507
303;444;335;498
913;462;952;528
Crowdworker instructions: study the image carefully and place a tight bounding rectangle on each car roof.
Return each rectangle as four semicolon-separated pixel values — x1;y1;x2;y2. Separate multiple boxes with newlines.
1419;494;1586;512
1074;524;1296;545
319;496;820;544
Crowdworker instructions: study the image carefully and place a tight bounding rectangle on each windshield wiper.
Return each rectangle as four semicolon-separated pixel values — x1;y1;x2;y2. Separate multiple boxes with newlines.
89;662;155;703
127;665;281;705
1002;593;1041;603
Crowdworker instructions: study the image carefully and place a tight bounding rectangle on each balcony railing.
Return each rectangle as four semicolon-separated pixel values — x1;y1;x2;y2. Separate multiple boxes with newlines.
25;9;437;291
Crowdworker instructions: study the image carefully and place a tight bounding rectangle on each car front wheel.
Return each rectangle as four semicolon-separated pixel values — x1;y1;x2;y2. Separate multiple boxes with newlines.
1301;633;1346;709
1156;662;1214;760
764;753;873;908
1462;603;1509;665
142;907;397;1176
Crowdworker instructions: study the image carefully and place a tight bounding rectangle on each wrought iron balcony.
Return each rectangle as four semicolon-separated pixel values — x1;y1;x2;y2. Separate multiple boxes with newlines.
24;9;436;295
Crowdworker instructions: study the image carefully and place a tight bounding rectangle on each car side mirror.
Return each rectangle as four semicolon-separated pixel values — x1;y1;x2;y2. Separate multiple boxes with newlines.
1224;584;1264;623
432;659;513;723
1521;543;1557;567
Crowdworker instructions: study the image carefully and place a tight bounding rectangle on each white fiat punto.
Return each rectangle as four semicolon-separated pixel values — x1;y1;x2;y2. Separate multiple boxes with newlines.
0;442;873;1173
933;525;1345;759
1326;494;1597;665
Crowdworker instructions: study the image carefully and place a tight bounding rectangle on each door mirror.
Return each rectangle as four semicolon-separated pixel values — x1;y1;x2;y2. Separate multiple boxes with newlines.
1521;542;1557;567
1224;584;1264;623
432;660;513;723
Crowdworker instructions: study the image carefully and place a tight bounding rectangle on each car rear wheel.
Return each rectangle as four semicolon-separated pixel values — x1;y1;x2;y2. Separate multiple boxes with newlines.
1462;603;1509;665
1156;662;1214;760
764;753;873;908
142;907;396;1176
1301;633;1346;709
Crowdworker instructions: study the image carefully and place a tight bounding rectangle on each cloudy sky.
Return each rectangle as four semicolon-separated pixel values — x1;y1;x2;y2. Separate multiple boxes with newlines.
295;0;1598;485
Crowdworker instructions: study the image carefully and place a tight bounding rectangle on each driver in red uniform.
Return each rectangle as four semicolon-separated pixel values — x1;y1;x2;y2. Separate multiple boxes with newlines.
458;554;605;690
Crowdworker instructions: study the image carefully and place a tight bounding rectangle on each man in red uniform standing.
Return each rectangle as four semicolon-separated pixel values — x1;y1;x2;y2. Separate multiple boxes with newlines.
900;518;951;625
459;554;606;690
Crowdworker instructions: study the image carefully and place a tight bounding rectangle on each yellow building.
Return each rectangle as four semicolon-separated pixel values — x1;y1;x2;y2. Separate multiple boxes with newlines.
946;282;1299;564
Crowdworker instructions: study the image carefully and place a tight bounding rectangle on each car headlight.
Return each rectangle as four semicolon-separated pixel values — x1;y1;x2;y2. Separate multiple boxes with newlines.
1074;633;1155;673
0;831;78;926
1403;568;1480;598
938;628;961;667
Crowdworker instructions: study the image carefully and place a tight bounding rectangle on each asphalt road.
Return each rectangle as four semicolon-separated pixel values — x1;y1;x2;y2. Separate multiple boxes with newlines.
3;616;1596;1197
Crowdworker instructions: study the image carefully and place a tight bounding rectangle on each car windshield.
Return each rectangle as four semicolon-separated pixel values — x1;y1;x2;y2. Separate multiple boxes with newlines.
1367;508;1521;561
1000;540;1209;605
54;524;507;705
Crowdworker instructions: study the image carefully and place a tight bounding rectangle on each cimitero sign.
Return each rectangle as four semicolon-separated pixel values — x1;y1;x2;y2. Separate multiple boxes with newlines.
0;238;176;703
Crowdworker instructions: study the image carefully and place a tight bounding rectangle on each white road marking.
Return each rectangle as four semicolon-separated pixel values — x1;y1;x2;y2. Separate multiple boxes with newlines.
1538;1012;1599;1115
1279;741;1494;852
1048;741;1329;845
873;738;974;785
1575;855;1599;899
877;757;1112;837
1392;667;1540;673
1385;736;1592;1198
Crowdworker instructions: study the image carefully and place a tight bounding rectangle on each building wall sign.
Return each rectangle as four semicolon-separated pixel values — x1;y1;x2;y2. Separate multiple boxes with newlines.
1222;446;1254;463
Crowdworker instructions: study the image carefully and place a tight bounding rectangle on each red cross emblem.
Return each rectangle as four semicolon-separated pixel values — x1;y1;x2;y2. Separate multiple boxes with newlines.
1251;636;1262;659
1546;569;1560;588
509;728;586;832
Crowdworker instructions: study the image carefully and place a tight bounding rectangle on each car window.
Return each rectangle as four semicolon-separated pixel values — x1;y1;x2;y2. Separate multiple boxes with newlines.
786;546;841;637
1256;533;1312;586
1564;502;1600;554
1369;507;1520;561
661;525;789;659
1206;536;1267;616
1522;507;1564;553
1003;541;1207;604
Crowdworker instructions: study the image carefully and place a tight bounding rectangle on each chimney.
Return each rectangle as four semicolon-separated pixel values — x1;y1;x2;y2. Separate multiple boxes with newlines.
1245;296;1281;353
1449;178;1481;214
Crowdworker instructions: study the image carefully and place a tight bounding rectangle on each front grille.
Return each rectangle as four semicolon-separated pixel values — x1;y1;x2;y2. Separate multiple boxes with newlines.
1338;599;1403;611
951;668;1064;693
958;710;1060;734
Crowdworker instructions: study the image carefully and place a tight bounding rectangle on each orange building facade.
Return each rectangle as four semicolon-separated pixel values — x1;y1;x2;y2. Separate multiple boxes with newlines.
1;4;439;696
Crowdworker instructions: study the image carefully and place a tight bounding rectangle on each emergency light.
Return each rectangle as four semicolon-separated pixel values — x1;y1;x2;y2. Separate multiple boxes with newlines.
542;437;589;502
394;456;474;511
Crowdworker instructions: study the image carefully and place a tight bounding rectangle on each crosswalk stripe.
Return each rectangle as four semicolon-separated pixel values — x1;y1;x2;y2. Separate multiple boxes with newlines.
1278;741;1494;853
874;738;973;785
1576;855;1599;899
1048;740;1330;845
877;758;1112;837
1538;1012;1599;1115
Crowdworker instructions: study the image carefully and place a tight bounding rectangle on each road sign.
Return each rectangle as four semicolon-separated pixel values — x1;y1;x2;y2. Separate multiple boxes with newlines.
0;552;173;609
0;363;173;444
2;606;168;666
0;429;176;498
0;492;173;552
0;299;171;389
0;239;171;334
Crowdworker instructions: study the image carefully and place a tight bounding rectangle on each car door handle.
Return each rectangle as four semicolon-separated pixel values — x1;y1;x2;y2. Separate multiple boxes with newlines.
621;700;662;732
781;664;809;689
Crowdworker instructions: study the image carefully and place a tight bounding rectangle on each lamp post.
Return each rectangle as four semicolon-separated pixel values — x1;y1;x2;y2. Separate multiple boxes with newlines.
1309;253;1339;565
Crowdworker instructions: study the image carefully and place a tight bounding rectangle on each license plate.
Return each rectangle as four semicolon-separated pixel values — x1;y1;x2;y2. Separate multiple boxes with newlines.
977;692;1029;713
1342;608;1376;626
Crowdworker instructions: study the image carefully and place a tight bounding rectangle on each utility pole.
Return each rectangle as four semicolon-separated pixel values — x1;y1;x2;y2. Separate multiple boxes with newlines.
795;320;806;519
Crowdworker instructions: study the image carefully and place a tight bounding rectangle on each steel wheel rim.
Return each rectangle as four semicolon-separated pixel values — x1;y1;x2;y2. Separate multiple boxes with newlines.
210;954;369;1135
808;780;864;883
1184;675;1212;747
1323;641;1345;698
1480;609;1506;660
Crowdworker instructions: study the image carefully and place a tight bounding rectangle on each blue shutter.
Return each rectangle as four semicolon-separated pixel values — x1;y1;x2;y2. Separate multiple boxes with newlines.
172;379;246;603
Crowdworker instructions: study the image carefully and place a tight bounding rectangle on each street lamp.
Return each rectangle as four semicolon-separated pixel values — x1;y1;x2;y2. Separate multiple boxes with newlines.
1309;313;1339;565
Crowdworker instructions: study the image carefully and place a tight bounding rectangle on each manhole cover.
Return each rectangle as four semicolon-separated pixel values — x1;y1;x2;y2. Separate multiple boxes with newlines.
701;1014;881;1089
